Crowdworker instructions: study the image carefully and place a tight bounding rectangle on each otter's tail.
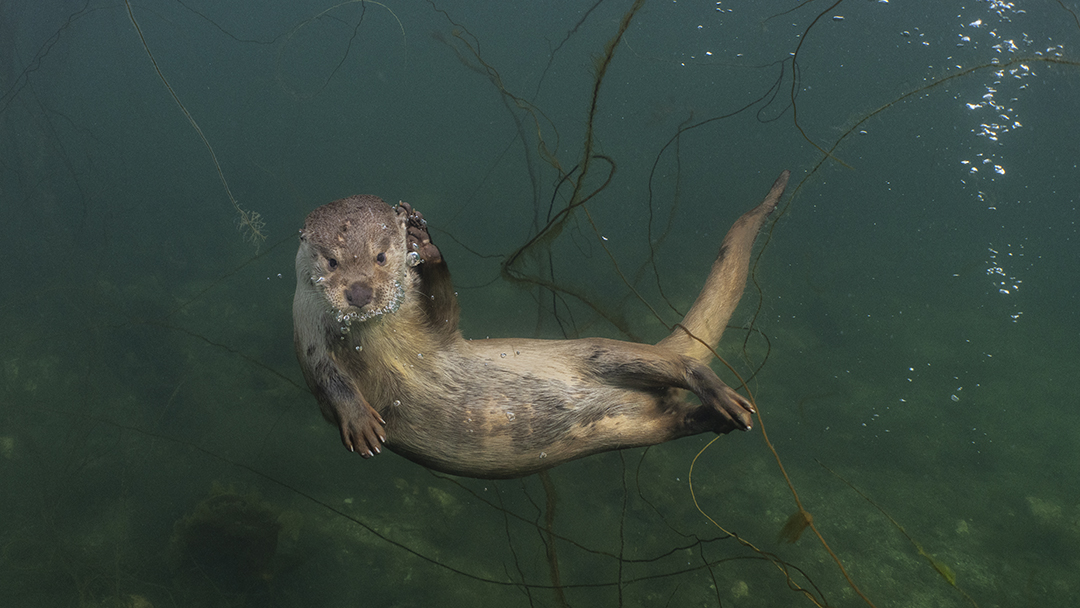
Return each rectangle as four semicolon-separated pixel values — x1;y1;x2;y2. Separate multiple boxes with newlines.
657;170;790;363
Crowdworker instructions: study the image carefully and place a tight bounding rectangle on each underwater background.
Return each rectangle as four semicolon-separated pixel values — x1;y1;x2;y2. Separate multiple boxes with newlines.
2;0;1078;606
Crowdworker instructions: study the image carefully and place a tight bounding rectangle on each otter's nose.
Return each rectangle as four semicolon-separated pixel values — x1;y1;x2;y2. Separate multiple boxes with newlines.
345;282;373;308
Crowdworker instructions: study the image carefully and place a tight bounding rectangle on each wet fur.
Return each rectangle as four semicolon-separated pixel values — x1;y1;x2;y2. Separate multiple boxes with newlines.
293;172;790;478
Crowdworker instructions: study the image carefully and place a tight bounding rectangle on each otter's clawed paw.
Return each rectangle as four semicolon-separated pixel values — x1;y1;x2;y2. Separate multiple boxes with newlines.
398;201;443;264
701;383;755;433
685;363;755;433
339;405;387;458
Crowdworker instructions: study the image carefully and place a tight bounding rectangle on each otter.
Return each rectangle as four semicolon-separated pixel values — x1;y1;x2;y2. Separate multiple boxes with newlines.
293;171;789;479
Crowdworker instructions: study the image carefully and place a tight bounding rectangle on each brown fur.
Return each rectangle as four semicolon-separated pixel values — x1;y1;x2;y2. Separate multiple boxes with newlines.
293;172;789;479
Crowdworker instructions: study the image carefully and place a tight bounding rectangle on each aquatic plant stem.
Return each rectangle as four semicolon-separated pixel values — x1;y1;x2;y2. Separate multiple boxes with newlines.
539;470;568;607
501;0;643;280
818;461;980;607
123;0;265;246
682;327;878;608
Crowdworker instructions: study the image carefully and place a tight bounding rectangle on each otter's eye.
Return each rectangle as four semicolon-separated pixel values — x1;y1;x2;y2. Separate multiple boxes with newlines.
327;258;338;270
376;252;387;265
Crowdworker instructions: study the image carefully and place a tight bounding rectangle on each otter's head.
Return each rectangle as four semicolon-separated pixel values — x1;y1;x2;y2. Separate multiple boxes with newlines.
298;195;414;324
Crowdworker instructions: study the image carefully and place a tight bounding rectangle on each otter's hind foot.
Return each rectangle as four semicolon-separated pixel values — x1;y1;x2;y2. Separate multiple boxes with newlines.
685;364;755;433
706;383;755;433
338;403;387;458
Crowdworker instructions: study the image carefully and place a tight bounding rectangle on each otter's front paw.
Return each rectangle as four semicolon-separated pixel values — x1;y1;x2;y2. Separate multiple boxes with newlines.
339;403;387;458
398;201;443;264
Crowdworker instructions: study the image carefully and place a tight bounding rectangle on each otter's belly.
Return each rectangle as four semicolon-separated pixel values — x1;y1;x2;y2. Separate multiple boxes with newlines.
381;346;681;478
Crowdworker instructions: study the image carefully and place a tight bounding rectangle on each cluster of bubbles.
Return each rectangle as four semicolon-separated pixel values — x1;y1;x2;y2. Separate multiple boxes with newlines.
984;245;1023;295
984;243;1025;322
332;278;406;327
957;14;1038;181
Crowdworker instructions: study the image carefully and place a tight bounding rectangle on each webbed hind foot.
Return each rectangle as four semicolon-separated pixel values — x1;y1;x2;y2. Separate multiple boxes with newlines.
684;363;755;433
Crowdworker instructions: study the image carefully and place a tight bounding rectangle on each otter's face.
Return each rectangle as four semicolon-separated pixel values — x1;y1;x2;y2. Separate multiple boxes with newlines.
298;195;410;324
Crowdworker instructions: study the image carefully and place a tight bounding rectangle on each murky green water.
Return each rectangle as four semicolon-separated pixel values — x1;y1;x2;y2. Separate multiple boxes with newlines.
2;1;1077;606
